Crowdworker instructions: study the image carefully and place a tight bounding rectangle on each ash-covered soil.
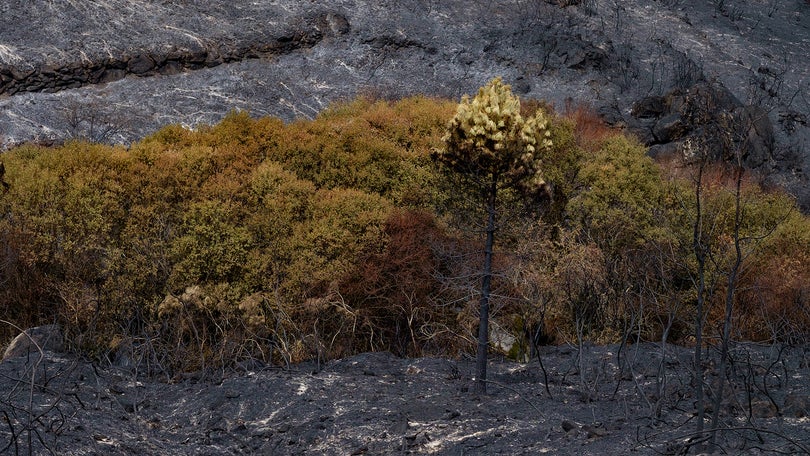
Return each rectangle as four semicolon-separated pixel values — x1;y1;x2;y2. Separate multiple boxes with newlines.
2;343;809;455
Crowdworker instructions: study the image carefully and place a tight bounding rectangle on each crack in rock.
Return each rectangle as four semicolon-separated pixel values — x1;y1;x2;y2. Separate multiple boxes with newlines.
0;11;349;96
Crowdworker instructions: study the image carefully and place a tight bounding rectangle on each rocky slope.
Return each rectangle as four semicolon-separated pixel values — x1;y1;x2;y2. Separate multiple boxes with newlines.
0;0;808;206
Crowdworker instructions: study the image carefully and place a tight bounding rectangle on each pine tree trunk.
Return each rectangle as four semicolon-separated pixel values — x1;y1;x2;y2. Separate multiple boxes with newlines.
475;181;497;394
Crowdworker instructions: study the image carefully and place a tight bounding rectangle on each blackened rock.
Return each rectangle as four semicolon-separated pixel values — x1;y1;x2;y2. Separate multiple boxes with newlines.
514;76;531;94
128;54;156;74
100;68;127;83
631;95;668;119
561;419;578;432
597;104;625;127
653;113;689;143
733;104;774;168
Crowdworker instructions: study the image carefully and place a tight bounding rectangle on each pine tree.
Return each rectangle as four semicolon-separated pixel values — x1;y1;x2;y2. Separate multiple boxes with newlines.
433;77;552;393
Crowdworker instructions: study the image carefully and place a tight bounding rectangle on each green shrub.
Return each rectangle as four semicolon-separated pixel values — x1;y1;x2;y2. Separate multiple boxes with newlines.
169;200;254;289
1;94;808;371
568;134;664;252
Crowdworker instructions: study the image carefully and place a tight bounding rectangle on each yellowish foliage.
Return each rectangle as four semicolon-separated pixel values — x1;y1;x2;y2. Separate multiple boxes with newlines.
436;77;551;188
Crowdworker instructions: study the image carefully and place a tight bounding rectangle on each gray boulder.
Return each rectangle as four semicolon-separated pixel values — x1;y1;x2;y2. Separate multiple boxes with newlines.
2;324;65;361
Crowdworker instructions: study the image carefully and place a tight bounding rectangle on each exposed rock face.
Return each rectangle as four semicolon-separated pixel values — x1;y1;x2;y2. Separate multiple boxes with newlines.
630;82;776;169
0;10;348;96
1;324;64;361
0;0;808;206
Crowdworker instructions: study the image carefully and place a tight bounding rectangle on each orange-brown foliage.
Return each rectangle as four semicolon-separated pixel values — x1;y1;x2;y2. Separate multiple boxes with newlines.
734;215;810;343
337;209;462;356
663;159;758;189
562;102;615;152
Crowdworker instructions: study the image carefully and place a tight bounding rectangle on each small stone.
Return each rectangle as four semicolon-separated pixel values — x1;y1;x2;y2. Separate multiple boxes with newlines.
561;420;578;432
751;399;778;418
443;409;461;420
784;393;809;418
584;424;608;439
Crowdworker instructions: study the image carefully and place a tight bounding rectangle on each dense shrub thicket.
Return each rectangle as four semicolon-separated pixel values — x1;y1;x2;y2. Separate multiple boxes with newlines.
0;96;807;374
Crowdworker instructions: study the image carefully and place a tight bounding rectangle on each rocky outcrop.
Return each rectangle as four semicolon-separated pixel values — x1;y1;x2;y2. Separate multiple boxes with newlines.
0;11;349;96
630;82;775;169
